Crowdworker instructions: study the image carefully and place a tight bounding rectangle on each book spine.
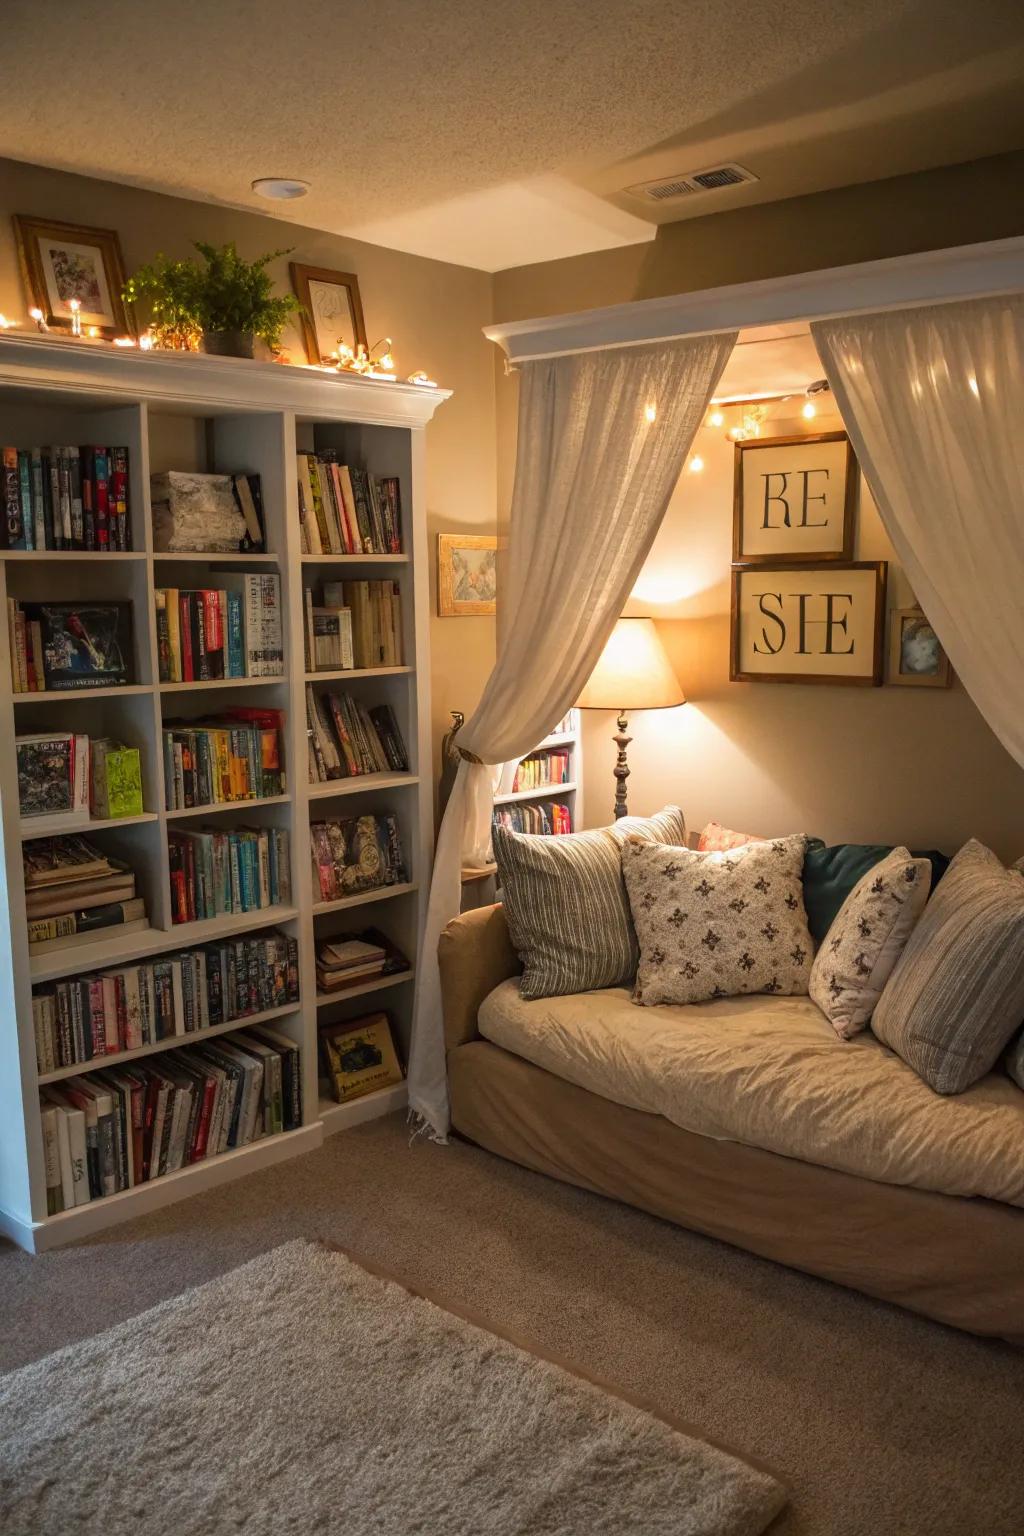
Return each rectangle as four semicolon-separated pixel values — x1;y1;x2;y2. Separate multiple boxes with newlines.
2;446;20;547
30;449;46;549
226;590;243;677
93;447;110;550
80;447;95;550
68;445;84;547
111;446;130;551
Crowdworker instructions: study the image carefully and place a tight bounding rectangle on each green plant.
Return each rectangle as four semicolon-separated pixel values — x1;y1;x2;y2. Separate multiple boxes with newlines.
124;242;303;350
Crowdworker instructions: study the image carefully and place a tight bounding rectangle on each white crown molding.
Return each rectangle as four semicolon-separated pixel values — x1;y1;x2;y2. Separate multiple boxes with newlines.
485;236;1024;362
0;334;452;427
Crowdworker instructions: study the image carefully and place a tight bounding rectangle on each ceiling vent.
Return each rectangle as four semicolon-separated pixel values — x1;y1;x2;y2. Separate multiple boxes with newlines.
625;163;758;204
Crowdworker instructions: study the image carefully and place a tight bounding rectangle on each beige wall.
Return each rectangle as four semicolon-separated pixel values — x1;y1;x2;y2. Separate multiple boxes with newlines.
0;156;498;787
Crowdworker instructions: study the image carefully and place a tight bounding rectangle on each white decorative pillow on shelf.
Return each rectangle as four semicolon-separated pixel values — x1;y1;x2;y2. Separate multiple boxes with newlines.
622;835;812;1006
809;848;932;1040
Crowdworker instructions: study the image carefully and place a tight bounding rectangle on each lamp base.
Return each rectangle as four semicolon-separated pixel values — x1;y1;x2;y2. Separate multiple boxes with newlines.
612;711;631;820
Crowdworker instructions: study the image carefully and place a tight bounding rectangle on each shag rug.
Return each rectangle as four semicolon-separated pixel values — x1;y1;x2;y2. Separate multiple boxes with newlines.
0;1240;785;1535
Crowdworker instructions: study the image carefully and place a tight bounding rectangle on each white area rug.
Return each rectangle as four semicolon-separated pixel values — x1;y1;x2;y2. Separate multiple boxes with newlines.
0;1240;785;1535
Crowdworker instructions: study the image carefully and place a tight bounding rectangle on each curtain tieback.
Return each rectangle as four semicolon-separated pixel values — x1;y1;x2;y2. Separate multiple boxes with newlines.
456;747;484;765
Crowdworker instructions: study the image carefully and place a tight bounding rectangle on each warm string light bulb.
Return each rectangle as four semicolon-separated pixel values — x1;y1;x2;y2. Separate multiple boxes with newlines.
688;455;704;473
30;307;48;332
68;297;82;336
708;408;724;428
644;402;657;423
801;400;816;420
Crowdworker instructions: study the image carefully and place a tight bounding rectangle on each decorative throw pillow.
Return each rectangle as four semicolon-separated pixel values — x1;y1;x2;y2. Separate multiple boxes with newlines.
622;834;812;1006
809;848;931;1039
871;840;1024;1095
802;840;950;944
493;806;687;1001
697;821;765;853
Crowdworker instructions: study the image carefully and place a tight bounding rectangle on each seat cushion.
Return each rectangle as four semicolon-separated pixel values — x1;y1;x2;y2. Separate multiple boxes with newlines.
477;978;1024;1206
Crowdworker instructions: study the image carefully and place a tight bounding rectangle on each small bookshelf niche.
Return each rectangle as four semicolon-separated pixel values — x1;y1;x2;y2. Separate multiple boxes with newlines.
0;336;449;1250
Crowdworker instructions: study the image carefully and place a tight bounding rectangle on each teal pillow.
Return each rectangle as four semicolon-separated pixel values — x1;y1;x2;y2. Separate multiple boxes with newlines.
803;840;950;944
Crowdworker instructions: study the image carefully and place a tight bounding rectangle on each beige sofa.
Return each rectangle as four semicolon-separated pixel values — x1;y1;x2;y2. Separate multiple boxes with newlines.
440;903;1024;1346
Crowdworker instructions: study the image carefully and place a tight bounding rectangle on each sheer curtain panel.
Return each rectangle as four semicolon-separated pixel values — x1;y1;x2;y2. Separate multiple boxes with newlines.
409;332;736;1139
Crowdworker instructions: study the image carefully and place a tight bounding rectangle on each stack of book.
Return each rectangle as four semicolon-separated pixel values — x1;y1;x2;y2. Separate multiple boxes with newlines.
163;710;286;810
512;748;571;792
493;802;572;835
315;928;410;994
310;813;406;903
16;734;144;824
320;1011;403;1105
150;470;264;553
24;835;148;953
7;600;132;692
296;451;402;555
303;579;402;670
32;928;299;1073
39;1023;303;1212
155;574;284;682
306;688;407;783
2;444;131;551
168;825;291;924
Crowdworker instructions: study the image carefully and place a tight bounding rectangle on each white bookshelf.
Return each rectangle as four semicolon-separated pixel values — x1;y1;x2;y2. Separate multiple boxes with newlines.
0;334;449;1252
491;710;583;830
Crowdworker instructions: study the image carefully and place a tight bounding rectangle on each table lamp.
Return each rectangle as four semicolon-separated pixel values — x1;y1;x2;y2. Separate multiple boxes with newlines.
577;617;685;820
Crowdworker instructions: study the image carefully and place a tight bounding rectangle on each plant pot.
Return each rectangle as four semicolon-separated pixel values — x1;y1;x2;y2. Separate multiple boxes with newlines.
201;329;255;359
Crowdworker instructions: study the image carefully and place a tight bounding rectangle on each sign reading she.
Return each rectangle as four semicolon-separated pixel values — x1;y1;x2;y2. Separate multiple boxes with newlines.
734;432;855;563
731;563;886;685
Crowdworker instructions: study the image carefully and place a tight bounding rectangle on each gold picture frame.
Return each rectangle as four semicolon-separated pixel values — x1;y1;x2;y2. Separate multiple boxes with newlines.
289;262;368;365
13;215;132;338
437;534;497;617
888;607;952;687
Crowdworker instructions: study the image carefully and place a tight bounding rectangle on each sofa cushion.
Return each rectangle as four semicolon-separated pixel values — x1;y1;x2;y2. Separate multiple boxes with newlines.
803;840;950;944
810;848;932;1039
872;840;1024;1095
492;806;686;1001
622;834;812;1006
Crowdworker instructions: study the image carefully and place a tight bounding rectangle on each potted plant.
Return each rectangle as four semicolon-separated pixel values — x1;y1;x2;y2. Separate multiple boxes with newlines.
124;242;302;358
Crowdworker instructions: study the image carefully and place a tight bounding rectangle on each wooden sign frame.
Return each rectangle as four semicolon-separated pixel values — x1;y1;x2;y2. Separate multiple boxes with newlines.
730;560;887;686
733;431;856;564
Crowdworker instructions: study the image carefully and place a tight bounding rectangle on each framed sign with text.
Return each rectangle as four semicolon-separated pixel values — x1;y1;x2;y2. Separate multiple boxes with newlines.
731;561;887;686
733;431;855;564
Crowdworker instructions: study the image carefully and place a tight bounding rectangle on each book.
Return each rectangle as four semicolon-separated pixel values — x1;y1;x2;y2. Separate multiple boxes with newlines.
308;605;354;671
16;733;76;819
321;580;402;668
309;814;406;903
168;825;290;923
321;1011;403;1104
295;453;404;555
315;927;409;993
305;693;407;783
23;833;115;888
90;739;144;820
162;711;285;810
156;577;283;681
0;445;130;551
25;602;132;690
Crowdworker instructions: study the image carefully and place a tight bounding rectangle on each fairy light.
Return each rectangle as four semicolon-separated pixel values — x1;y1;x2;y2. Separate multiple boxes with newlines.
30;307;48;332
0;313;14;330
708;408;724;428
688;455;704;473
644;402;657;423
801;400;817;420
113;335;136;347
68;297;82;337
86;325;100;339
139;332;154;351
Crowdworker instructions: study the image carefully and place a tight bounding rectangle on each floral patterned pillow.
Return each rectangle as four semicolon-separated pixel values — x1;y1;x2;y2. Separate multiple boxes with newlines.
622;835;812;1006
809;848;931;1039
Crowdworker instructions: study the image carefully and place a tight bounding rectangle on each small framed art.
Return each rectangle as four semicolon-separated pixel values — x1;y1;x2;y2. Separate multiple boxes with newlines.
888;607;952;687
733;431;856;564
13;216;132;338
437;534;497;617
290;262;368;365
730;561;886;685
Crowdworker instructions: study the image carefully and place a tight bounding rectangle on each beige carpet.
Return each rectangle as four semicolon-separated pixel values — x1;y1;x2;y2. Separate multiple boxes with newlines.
0;1240;783;1536
1;1114;1023;1534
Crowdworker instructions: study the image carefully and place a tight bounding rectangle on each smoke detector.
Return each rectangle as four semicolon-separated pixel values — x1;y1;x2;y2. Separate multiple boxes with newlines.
625;163;758;204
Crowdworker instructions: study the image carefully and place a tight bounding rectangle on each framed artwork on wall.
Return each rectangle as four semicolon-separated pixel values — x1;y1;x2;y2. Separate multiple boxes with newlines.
289;262;368;365
730;561;887;685
13;215;132;337
733;431;856;564
888;607;952;687
437;534;497;617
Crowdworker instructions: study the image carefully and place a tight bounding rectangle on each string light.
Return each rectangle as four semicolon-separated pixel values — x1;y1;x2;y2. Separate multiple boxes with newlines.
0;314;14;330
801;400;816;420
407;370;438;388
86;325;100;339
138;332;154;351
68;297;82;337
29;307;48;332
113;335;137;347
688;455;704;473
708;408;724;428
644;402;657;423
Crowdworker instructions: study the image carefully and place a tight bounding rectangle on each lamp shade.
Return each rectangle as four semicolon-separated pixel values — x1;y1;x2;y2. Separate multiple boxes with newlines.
577;618;684;711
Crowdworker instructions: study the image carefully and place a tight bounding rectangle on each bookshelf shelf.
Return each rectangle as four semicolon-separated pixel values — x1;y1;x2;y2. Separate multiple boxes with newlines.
36;1000;302;1084
20;810;159;839
494;780;577;806
318;1081;408;1136
0;336;448;1251
316;968;415;1007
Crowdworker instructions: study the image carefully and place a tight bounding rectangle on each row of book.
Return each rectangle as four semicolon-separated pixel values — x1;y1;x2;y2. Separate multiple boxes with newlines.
306;688;408;782
2;444;131;551
296;452;402;556
32;929;300;1074
311;813;407;904
8;600;132;692
320;1010;403;1105
156;576;284;682
547;708;578;737
17;733;143;823
511;749;572;792
494;802;573;835
315;928;409;995
303;580;403;671
39;1023;302;1212
169;826;291;924
163;711;286;811
24;835;148;953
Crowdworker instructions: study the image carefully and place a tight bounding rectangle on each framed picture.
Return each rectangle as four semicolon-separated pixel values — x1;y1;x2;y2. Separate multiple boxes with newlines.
733;431;856;564
730;561;886;685
13;216;132;338
888;607;952;687
437;534;497;617
289;263;368;365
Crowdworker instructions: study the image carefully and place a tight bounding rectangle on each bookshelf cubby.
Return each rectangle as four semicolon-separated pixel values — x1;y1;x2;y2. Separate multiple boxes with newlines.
0;335;449;1251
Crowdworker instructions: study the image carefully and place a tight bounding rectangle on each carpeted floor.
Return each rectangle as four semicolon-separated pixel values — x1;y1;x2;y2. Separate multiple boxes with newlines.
1;1113;1022;1535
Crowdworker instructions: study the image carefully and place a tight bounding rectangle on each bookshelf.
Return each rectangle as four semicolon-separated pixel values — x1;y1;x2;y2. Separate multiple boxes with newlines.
0;334;449;1251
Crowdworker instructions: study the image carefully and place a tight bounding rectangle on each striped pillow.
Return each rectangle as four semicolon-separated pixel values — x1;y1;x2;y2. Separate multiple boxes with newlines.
493;807;687;1000
872;840;1024;1094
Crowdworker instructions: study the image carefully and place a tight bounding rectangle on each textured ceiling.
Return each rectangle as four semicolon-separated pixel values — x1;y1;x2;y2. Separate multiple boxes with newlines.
2;0;1023;270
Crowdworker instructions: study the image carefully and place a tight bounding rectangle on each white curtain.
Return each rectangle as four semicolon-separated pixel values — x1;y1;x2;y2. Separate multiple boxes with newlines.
813;295;1024;768
410;332;736;1139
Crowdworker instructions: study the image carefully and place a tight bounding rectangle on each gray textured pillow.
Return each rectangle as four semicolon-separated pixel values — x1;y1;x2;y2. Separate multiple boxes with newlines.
872;840;1024;1095
493;806;687;1000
